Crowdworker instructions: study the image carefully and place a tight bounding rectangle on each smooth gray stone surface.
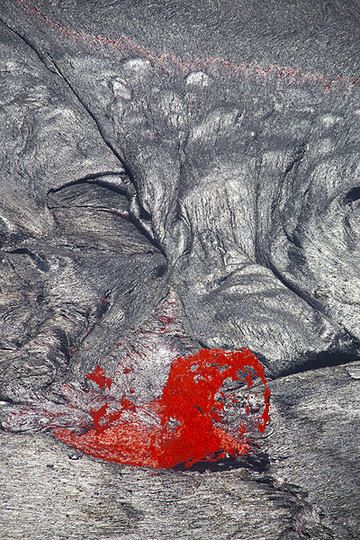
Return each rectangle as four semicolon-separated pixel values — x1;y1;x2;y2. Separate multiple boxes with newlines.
266;362;360;540
0;434;331;540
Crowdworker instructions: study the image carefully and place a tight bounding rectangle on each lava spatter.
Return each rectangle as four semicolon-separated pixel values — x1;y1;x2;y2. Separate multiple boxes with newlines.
53;348;270;469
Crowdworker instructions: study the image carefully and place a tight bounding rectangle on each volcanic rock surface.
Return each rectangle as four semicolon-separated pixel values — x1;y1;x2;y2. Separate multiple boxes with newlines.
0;1;359;539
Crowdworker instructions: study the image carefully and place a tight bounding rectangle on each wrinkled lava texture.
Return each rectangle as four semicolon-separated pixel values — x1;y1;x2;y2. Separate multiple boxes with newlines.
53;349;270;469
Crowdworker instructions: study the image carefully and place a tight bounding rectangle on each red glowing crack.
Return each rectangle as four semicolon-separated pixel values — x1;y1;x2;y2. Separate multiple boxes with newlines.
53;348;270;469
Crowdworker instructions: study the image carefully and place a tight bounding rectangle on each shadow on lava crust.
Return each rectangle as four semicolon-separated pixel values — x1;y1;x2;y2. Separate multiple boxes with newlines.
173;449;270;473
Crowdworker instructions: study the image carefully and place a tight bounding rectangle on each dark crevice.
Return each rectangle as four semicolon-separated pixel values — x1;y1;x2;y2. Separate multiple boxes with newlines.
288;350;360;376
129;209;167;259
51;326;87;368
0;17;58;76
173;449;270;474
345;186;360;204
116;146;168;257
47;171;126;195
138;206;152;222
0;397;15;411
269;349;360;382
48;57;126;167
150;264;168;278
121;159;167;257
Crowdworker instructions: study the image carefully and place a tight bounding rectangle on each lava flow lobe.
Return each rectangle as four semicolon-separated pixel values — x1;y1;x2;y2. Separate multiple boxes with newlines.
53;348;270;469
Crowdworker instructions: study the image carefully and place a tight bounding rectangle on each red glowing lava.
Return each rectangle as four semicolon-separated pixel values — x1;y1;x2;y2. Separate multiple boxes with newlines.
53;349;270;469
85;365;112;390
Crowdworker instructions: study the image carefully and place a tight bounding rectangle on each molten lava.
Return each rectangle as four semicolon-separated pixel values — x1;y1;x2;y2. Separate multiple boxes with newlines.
53;348;270;469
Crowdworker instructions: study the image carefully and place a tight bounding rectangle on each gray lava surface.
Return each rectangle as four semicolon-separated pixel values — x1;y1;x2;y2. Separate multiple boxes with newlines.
0;1;359;538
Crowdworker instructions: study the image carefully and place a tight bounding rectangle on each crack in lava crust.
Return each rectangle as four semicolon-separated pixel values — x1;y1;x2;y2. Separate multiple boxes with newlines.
53;348;271;469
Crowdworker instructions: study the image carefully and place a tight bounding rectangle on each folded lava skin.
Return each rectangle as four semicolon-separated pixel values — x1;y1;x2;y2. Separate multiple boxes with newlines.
0;1;359;539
